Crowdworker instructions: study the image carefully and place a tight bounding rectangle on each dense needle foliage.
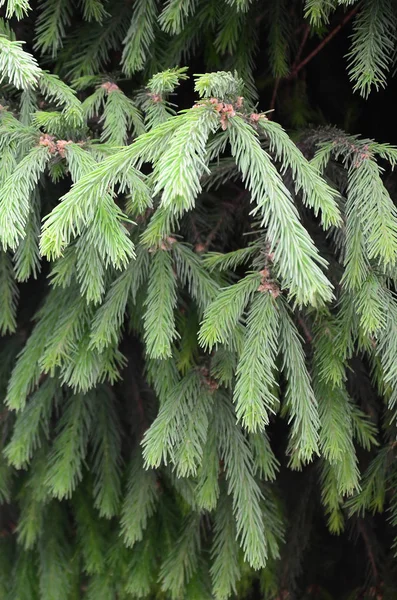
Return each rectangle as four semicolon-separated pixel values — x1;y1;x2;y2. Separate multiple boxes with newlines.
1;1;397;598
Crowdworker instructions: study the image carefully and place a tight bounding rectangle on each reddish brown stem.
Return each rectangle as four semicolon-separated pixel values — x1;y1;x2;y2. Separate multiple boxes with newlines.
136;392;147;439
291;24;311;72
270;7;359;112
270;77;280;112
357;519;379;584
201;216;224;253
297;316;313;344
290;5;359;78
189;214;202;245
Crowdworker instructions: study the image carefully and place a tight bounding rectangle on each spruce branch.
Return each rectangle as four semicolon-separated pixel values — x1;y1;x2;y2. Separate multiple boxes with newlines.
229;115;333;306
347;0;396;97
199;272;261;351
143;249;179;359
211;490;241;600
0;34;41;89
121;0;157;75
216;392;271;569
90;388;122;518
0;144;50;251
278;299;320;465
45;392;94;499
4;378;58;469
120;451;159;547
0;0;30;19
234;292;280;432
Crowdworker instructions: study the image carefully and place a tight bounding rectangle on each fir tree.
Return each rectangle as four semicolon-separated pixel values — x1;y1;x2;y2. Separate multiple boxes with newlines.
1;1;397;599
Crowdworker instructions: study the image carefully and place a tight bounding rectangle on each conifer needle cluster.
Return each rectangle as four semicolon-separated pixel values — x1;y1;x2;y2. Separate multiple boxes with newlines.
1;1;397;598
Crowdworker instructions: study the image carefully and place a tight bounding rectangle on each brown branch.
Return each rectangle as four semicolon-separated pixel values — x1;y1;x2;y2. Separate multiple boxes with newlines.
269;6;359;111
297;315;313;344
291;24;311;72
269;6;356;112
199;216;224;253
0;412;10;447
189;214;202;245
269;77;280;112
270;23;310;112
197;206;228;253
196;191;248;252
135;392;148;439
289;5;359;78
357;519;379;584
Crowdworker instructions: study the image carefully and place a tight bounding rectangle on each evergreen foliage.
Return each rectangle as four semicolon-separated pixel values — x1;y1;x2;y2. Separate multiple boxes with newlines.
1;1;397;599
